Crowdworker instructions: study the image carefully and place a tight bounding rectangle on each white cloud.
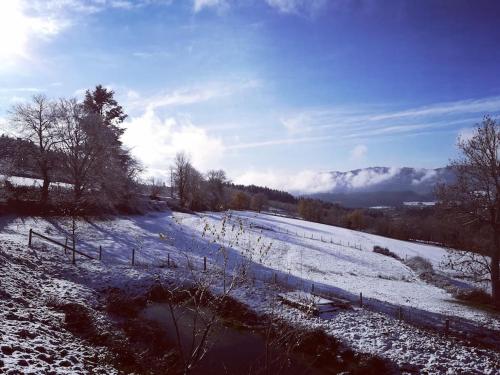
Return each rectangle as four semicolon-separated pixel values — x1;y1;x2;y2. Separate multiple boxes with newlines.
0;0;175;68
350;144;367;160
411;169;437;185
122;108;225;178
346;167;399;189
193;0;227;12
235;169;336;194
0;1;65;66
265;0;327;15
234;167;407;195
234;167;406;194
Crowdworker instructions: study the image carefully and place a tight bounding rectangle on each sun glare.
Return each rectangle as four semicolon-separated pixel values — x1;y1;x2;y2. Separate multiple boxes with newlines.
0;0;60;64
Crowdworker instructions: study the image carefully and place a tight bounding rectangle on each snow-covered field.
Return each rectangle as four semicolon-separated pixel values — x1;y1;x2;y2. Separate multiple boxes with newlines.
0;174;71;189
1;210;499;373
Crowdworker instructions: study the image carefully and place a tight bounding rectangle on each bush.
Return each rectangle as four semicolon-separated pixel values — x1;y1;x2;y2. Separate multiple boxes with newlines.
372;246;401;260
455;288;492;305
230;191;250;210
405;256;433;274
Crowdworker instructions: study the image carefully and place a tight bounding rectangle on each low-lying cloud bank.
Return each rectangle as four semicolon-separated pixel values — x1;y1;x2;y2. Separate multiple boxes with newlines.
235;167;448;195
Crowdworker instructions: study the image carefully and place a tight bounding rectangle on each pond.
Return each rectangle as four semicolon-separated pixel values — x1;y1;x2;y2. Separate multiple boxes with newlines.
140;303;323;374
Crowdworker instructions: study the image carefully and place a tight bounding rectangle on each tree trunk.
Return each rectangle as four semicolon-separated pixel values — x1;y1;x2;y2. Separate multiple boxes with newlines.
41;169;50;205
492;229;500;307
492;251;500;307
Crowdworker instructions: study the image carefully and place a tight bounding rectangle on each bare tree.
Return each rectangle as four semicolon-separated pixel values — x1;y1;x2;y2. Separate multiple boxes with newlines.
149;177;165;199
437;116;500;306
172;152;191;207
56;98;107;205
206;169;229;211
9;94;58;204
250;193;268;212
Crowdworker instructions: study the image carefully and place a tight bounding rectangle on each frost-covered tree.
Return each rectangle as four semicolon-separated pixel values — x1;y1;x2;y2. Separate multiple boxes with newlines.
56;98;107;204
437;116;500;306
9;94;58;204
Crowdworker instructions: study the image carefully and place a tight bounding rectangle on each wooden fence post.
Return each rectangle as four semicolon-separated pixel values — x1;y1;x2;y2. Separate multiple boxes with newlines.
445;319;450;335
132;248;135;266
311;283;315;293
72;239;76;265
167;253;170;267
64;238;68;255
28;229;32;247
204;256;207;271
398;306;403;321
359;292;363;308
273;273;277;284
99;245;102;261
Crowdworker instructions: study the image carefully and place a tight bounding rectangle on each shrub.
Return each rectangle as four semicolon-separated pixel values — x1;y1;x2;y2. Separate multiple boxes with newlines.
372;246;401;260
454;288;492;305
405;256;433;274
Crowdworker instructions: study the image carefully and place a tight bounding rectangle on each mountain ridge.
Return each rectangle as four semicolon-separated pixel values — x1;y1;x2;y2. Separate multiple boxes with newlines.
303;166;455;208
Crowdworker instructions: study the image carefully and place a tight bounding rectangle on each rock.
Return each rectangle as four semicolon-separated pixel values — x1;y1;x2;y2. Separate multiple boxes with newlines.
17;359;29;367
59;360;72;367
1;345;14;355
34;346;46;353
36;353;54;364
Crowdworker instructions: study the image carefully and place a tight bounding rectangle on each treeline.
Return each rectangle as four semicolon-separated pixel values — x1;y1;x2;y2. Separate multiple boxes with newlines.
166;153;269;212
0;86;140;214
295;197;474;249
227;183;297;204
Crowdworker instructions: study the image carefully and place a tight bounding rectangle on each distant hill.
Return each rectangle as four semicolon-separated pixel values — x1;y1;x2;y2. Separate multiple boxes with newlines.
305;167;454;208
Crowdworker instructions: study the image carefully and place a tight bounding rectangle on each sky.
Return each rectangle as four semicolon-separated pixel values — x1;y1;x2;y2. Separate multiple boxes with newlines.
1;0;500;192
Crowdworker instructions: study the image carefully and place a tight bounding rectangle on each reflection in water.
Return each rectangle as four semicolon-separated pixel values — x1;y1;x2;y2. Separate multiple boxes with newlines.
141;303;320;374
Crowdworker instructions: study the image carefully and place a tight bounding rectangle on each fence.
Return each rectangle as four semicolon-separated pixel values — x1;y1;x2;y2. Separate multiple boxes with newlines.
28;228;208;269
28;229;95;264
27;228;495;347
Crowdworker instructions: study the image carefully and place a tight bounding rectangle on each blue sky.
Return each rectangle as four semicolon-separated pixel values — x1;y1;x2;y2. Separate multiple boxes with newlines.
1;0;500;192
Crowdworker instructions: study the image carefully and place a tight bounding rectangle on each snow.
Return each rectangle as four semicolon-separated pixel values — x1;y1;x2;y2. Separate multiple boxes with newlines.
403;201;437;206
0;174;71;189
1;209;499;373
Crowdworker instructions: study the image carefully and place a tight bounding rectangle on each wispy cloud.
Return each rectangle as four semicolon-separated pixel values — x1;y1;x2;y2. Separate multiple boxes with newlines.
272;96;500;147
193;0;228;13
265;0;327;15
0;87;42;93
227;134;335;150
368;96;500;121
126;79;260;111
